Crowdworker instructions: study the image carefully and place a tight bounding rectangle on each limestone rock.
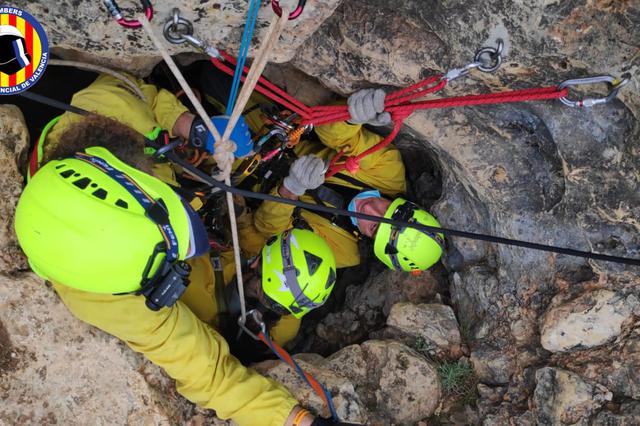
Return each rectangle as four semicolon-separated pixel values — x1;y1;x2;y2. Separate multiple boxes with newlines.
532;367;612;426
540;290;638;353
470;346;512;385
15;0;342;75
593;402;640;426
0;273;195;424
255;340;441;425
314;268;441;352
386;302;462;359
0;105;29;274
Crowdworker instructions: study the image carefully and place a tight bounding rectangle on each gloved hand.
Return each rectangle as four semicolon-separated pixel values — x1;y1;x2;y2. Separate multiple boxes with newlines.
283;155;326;196
347;88;392;126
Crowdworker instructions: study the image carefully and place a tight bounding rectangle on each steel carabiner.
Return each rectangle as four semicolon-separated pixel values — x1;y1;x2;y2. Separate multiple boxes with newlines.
103;0;153;29
558;75;630;108
271;0;307;20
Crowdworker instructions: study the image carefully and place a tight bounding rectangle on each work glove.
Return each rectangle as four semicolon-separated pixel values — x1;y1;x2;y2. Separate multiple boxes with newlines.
283;155;326;196
347;88;392;126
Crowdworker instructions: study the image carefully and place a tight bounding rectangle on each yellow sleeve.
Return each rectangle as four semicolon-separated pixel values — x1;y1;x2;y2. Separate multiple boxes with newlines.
270;315;302;348
315;121;407;196
238;188;296;258
52;283;297;426
50;74;188;139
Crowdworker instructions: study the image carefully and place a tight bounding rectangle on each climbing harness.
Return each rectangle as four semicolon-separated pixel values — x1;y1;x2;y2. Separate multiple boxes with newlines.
103;0;153;28
239;309;340;421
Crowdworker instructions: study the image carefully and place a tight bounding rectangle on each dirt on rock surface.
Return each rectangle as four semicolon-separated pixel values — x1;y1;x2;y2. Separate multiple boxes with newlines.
1;0;639;424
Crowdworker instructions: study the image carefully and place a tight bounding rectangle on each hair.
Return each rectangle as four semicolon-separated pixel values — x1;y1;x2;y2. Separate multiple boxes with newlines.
44;115;154;173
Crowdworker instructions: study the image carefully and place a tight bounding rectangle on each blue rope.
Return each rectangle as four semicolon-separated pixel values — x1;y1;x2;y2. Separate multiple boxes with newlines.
226;0;262;114
262;332;340;422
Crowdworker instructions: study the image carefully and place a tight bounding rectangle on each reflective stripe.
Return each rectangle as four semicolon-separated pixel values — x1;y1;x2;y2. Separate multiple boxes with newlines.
73;152;181;262
281;230;320;312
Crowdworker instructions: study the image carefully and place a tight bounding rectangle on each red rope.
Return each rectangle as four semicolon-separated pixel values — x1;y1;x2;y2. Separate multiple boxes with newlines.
258;332;336;415
209;53;569;177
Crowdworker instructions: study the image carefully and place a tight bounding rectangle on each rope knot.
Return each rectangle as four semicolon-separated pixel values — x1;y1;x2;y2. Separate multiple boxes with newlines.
345;156;361;174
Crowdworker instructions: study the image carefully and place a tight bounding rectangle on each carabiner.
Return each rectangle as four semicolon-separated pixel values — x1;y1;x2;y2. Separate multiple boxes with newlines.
271;0;307;20
103;0;153;29
237;309;266;341
558;75;630;108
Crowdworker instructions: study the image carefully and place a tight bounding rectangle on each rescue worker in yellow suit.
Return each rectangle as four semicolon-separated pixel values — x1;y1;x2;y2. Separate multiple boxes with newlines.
238;88;445;272
14;73;346;426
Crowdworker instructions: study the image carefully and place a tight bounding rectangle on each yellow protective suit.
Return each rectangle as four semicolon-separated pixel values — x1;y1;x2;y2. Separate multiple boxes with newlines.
238;121;407;268
43;74;298;426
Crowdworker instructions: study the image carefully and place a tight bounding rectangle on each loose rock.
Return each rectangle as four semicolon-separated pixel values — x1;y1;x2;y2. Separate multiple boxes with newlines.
540;289;638;353
532;367;612;426
386;302;462;359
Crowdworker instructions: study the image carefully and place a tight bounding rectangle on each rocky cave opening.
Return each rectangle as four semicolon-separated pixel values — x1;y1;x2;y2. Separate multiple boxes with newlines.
2;1;639;424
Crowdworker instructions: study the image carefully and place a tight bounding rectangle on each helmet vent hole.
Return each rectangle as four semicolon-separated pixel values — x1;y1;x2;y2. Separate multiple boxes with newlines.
92;188;107;200
73;173;80;177
72;177;92;190
303;250;323;276
325;268;336;289
55;164;65;169
90;183;98;188
403;256;409;261
115;199;129;209
59;169;75;179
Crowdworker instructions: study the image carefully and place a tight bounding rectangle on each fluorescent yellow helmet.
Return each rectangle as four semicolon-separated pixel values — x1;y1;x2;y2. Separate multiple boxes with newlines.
374;198;444;271
14;147;190;294
261;229;337;318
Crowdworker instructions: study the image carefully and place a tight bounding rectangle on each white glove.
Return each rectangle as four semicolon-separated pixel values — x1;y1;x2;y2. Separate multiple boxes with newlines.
283;155;326;196
347;88;392;126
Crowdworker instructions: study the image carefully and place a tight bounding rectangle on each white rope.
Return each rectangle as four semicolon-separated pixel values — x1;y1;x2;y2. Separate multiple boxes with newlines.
49;59;147;102
138;14;249;321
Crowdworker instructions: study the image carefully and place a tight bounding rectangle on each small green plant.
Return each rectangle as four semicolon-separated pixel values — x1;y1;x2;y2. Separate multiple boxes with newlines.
437;360;477;402
414;336;436;359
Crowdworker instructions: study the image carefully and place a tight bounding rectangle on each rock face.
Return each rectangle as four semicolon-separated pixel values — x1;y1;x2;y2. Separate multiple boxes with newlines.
14;0;342;74
386;302;462;359
0;274;201;425
294;0;640;422
255;340;441;425
2;0;640;424
540;290;639;353
0;105;29;274
532;367;612;425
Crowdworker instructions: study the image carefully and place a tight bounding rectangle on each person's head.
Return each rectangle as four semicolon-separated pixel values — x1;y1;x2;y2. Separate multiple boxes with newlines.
244;229;337;319
351;194;445;272
15;117;202;310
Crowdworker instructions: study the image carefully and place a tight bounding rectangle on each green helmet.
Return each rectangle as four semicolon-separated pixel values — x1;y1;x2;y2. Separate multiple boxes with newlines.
14;147;190;294
261;229;337;319
374;198;444;272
